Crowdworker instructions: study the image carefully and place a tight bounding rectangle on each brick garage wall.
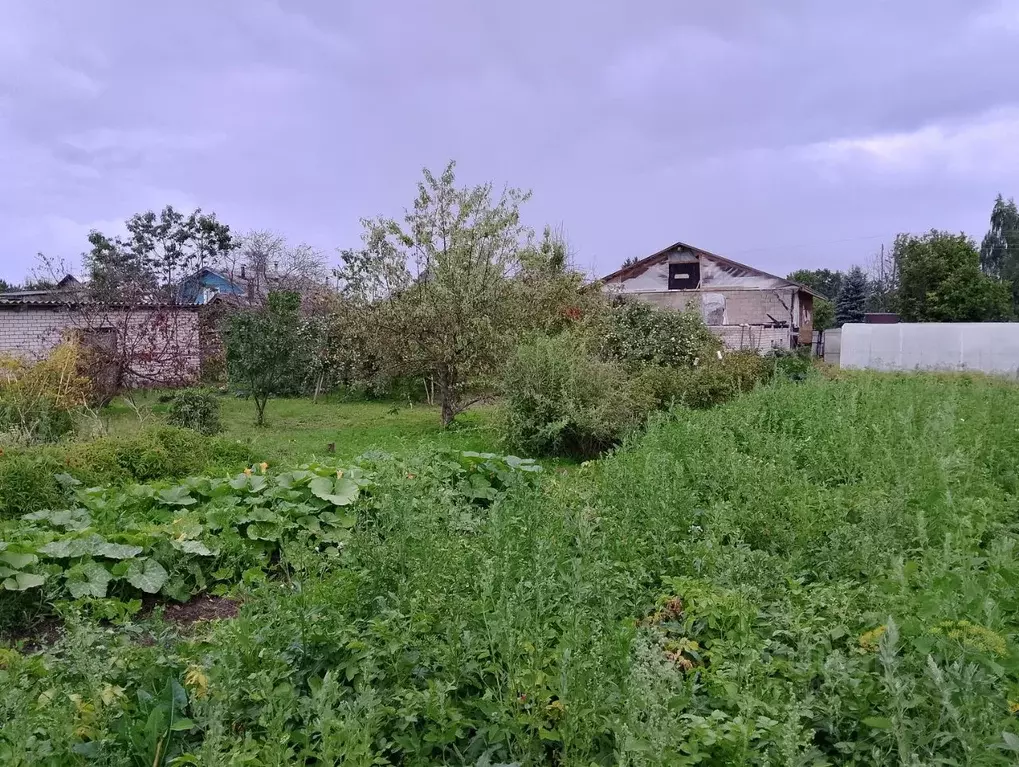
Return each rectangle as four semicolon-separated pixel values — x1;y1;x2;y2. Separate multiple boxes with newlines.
0;305;201;387
710;325;791;351
618;288;796;326
0;307;74;361
719;289;795;325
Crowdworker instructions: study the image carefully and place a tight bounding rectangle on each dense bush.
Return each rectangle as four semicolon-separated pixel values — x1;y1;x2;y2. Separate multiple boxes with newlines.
0;427;254;518
636;349;775;410
167;388;222;435
595;296;720;369
502;334;650;458
767;344;815;381
0;343;90;445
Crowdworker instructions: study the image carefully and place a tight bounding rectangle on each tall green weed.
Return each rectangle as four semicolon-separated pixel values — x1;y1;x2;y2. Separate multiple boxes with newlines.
5;374;1019;764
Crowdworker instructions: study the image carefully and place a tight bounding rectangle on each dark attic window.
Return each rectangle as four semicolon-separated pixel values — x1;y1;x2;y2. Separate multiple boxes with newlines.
668;262;700;290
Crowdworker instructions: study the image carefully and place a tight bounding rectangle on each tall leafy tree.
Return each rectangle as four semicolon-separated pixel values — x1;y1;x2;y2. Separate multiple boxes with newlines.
336;162;582;427
125;206;234;298
835;267;868;326
980;194;1019;311
85;230;158;300
812;298;835;332
226;291;307;425
980;194;1019;279
86;206;235;301
895;230;1011;322
788;268;845;331
787;268;844;300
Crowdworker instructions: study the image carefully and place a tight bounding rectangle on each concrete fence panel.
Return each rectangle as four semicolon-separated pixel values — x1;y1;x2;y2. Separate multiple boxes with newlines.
841;323;1019;377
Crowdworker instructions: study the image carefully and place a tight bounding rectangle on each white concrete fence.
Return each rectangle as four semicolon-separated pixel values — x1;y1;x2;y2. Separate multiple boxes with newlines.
839;323;1019;377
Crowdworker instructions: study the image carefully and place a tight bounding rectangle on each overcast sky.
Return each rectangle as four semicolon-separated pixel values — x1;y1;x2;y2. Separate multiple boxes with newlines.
3;1;1018;283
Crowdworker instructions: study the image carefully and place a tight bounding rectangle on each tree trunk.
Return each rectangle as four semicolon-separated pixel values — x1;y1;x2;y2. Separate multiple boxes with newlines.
437;367;458;428
440;394;456;428
255;395;268;426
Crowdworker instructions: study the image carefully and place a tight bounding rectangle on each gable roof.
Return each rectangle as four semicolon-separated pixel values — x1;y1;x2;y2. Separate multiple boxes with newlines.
601;241;827;299
0;274;87;305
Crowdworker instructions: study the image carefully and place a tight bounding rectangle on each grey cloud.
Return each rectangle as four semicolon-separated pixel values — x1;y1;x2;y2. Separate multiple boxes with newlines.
1;0;1017;282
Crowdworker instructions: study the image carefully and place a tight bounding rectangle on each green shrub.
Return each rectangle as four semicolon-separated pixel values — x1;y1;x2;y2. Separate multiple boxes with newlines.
502;334;651;458
635;349;774;410
167;388;222;435
595;297;720;369
0;342;91;445
767;345;815;381
0;427;254;518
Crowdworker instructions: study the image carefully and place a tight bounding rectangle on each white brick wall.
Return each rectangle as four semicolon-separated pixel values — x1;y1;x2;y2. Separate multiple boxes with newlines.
709;325;791;352
618;288;796;327
0;305;200;387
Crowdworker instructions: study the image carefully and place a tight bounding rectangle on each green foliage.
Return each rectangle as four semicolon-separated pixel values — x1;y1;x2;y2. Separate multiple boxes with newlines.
895;230;1012;322
813;296;835;331
166;388;222;435
226;291;307;425
0;342;90;445
787;267;844;300
102;392;502;468
0;450;539;612
634;349;774;410
596;297;720;369
980;194;1019;291
767;345;814;381
0;427;254;518
836;265;869;325
86;205;235;300
502;333;649;458
6;375;1019;763
335;162;590;427
787;268;852;330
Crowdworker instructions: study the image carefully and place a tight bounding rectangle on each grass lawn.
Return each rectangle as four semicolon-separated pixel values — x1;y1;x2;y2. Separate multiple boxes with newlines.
100;391;502;465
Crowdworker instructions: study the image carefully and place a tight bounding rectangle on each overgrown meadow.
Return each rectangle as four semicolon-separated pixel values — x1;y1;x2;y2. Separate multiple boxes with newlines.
5;373;1019;764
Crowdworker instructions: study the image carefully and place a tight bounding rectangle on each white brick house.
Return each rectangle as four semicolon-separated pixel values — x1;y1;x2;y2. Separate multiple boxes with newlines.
602;241;823;351
0;284;201;388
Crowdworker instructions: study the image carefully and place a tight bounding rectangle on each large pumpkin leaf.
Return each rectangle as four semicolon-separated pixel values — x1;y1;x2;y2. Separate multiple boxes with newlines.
170;540;214;556
157;486;197;507
126;558;168;594
22;508;92;531
318;511;356;529
0;551;38;569
296;515;322;533
317;528;352;544
310;477;359;506
38;538;88;558
277;470;314;489
246;522;282;541
66;561;113;599
2;572;46;591
92;541;144;560
39;535;110;559
228;474;250;490
237;508;279;528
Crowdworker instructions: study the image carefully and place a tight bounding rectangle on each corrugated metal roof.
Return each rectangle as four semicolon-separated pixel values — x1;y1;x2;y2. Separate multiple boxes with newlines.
0;294;199;309
602;240;829;299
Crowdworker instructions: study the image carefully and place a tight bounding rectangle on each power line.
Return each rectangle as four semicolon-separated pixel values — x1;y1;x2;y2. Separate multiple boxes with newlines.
723;233;895;257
